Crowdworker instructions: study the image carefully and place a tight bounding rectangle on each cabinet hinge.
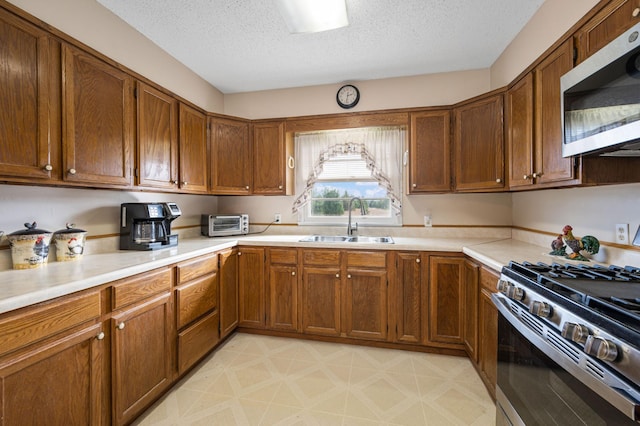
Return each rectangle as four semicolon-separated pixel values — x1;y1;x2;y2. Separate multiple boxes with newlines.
133;87;137;99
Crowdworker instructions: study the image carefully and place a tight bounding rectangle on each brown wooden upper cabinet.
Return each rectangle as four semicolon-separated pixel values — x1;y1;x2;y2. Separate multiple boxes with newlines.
507;40;577;189
252;120;294;195
210;117;251;194
178;103;208;194
454;93;505;192
136;82;179;191
0;9;61;183
575;0;640;64
408;110;451;193
62;44;134;188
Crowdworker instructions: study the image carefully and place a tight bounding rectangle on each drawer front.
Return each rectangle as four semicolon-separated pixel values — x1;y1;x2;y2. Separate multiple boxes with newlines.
0;291;101;357
269;248;297;265
177;310;219;375
176;274;218;329
177;253;218;283
112;267;173;310
480;266;499;293
303;249;341;266
346;251;387;268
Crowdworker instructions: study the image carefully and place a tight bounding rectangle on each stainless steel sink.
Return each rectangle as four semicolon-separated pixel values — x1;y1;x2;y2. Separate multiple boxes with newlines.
347;236;394;244
299;235;394;244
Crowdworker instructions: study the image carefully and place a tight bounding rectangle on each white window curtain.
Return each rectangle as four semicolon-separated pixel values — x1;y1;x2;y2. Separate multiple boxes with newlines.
292;126;405;214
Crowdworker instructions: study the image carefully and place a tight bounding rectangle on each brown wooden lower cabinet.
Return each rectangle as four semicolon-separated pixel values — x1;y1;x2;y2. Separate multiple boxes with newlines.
219;247;240;338
477;267;500;400
267;248;299;331
111;291;174;425
393;252;426;344
301;264;342;336
238;247;266;328
0;322;106;425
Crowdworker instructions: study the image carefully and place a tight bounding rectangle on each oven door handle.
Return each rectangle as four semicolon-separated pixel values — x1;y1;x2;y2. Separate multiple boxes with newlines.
492;293;640;422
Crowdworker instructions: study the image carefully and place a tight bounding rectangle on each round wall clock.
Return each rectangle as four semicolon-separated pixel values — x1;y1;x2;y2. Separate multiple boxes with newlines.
336;84;360;109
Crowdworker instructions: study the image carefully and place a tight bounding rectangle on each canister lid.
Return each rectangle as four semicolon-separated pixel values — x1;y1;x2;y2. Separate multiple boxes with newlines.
54;223;87;235
8;222;52;236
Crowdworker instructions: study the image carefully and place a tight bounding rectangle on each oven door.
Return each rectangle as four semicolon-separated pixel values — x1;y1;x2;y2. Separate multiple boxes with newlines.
493;294;639;425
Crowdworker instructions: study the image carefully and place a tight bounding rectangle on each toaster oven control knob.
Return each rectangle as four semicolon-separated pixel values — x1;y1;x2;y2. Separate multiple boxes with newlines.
529;301;552;318
561;322;590;344
584;336;618;362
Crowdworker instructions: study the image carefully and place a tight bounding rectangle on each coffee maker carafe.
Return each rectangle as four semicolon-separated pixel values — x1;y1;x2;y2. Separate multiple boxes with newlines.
120;202;181;250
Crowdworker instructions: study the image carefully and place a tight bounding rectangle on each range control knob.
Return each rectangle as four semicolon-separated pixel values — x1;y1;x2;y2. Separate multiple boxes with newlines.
529;301;552;318
561;322;590;344
505;284;525;301
496;279;509;292
584;336;618;362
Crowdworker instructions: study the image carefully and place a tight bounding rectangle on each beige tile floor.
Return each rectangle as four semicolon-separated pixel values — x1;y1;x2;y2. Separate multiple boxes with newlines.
133;333;496;425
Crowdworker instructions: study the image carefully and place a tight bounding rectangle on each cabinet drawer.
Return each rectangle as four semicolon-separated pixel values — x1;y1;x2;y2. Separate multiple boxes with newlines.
480;267;499;293
177;310;219;375
176;274;218;329
112;267;173;310
346;251;387;268
177;253;218;283
303;249;340;266
269;248;297;265
0;291;101;357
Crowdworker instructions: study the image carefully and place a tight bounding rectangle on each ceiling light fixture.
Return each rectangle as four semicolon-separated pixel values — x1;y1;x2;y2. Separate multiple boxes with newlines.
276;0;349;34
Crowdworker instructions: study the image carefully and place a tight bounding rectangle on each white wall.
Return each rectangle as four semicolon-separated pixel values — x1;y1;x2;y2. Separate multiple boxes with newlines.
5;0;224;113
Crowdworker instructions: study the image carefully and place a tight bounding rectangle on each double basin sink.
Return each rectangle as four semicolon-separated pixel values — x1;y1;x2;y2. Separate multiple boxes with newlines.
299;235;394;244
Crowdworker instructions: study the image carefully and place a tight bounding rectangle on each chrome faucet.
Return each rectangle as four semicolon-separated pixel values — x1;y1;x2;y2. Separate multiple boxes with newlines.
347;197;363;236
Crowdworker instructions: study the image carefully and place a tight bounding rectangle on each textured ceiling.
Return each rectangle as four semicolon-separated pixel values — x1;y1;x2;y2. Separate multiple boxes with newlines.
96;0;545;94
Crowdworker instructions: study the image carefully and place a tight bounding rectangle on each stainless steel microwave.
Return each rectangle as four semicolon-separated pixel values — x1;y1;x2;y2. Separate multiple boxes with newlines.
201;214;249;237
561;22;640;157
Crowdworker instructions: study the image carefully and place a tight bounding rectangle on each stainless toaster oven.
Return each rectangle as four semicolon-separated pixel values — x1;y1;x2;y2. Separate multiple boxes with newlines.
201;214;249;237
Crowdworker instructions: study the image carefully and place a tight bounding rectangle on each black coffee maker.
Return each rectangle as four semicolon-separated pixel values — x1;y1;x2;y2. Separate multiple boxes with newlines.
120;202;181;250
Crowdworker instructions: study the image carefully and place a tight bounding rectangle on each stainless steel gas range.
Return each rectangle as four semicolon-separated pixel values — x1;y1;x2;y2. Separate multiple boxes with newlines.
493;261;640;425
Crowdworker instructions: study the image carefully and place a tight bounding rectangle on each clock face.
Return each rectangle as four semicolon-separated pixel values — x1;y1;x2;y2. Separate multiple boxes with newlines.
337;84;360;109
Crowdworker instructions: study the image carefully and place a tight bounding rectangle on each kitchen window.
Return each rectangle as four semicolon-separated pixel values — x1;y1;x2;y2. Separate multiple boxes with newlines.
292;126;404;226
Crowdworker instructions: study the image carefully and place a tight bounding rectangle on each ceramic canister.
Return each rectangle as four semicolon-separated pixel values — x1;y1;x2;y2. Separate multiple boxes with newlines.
53;223;87;262
3;222;52;269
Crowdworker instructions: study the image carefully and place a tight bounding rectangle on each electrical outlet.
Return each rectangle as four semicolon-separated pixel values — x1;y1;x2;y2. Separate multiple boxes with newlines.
615;223;629;245
274;213;282;224
424;214;432;227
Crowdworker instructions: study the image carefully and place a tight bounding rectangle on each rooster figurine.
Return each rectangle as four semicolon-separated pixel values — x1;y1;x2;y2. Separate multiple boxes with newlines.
558;225;600;261
550;234;566;256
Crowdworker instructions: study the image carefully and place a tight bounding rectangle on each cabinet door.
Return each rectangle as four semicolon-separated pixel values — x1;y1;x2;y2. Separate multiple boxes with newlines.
178;103;208;193
454;94;505;191
238;247;265;328
219;248;239;338
210;117;251;194
507;73;535;189
301;266;341;336
62;44;134;187
427;255;466;347
479;288;498;399
136;82;178;190
575;0;640;64
268;264;299;331
111;292;173;426
534;39;576;186
0;10;59;181
463;260;479;362
253;120;291;195
0;323;106;426
409;110;451;192
344;268;388;341
394;252;424;343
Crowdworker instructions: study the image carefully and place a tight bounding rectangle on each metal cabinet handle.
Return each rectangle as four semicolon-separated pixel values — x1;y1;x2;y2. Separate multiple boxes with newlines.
347;274;352;279
416;258;421;263
335;273;340;278
43;164;53;171
278;185;283;189
532;172;544;178
291;271;296;276
288;156;295;169
117;322;125;330
68;168;77;175
412;183;417;188
632;7;639;17
182;181;188;186
495;178;502;183
96;331;105;340
172;180;178;185
245;185;250;190
523;174;532;180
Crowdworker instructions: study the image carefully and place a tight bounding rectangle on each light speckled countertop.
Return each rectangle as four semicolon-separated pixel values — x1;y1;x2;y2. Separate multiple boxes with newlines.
0;234;567;315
